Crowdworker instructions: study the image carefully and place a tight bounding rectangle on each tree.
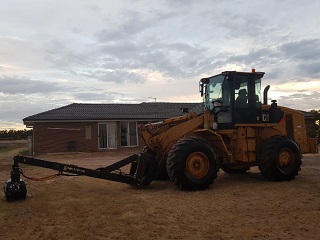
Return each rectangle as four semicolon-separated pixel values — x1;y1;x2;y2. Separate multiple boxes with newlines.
0;129;33;140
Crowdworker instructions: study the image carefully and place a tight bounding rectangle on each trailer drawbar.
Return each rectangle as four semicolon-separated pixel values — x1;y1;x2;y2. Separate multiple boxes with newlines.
4;153;158;201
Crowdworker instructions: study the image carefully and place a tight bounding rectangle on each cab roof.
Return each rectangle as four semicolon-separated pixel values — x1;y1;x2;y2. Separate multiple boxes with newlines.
200;70;265;83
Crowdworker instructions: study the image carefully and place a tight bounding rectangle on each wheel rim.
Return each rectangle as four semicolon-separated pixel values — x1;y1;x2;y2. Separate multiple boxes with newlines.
185;152;209;179
277;148;294;173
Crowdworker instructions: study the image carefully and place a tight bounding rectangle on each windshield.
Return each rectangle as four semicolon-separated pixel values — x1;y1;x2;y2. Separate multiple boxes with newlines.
203;74;226;110
202;74;232;124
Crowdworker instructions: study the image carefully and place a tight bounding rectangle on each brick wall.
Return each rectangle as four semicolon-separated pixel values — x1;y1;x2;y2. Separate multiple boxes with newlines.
33;122;98;154
33;121;147;155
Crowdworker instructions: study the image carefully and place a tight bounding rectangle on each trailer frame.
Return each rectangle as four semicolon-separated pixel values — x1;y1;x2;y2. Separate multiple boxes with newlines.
4;153;157;201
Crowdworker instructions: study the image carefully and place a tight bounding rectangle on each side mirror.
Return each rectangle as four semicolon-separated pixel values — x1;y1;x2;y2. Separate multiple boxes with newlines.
199;78;209;97
213;101;222;107
211;100;229;115
199;82;204;97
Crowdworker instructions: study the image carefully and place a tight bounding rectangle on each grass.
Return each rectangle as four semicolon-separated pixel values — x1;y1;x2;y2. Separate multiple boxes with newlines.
18;149;30;155
0;146;29;154
0;140;29;153
0;146;16;153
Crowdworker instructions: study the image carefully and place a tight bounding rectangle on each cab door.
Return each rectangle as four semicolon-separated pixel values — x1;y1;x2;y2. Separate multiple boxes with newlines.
233;76;262;124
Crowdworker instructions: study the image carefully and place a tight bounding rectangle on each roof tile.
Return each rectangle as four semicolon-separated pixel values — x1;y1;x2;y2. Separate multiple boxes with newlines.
24;102;203;122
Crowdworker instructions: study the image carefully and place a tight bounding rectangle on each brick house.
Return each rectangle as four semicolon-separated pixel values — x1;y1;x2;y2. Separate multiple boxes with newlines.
24;102;315;155
24;102;200;155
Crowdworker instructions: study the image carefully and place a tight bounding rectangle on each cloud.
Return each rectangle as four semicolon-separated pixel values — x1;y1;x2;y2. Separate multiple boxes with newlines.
95;9;176;42
43;36;213;83
218;39;320;83
227;48;276;66
0;92;63;122
164;0;201;8
96;40;211;78
80;69;146;83
220;13;268;38
0;76;63;94
278;91;320;110
297;61;320;78
280;39;320;61
73;91;124;102
43;40;91;69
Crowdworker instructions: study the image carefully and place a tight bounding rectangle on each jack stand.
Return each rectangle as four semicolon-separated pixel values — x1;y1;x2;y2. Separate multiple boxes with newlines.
4;164;27;201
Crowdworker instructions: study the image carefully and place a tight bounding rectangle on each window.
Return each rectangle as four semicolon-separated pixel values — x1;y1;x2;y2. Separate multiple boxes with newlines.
255;79;262;107
204;75;232;123
235;80;248;108
98;123;116;149
85;126;91;140
203;74;225;110
121;122;138;146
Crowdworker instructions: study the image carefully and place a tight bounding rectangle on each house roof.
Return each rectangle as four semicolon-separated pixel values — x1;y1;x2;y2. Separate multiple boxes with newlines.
298;110;316;118
23;102;314;124
23;102;203;123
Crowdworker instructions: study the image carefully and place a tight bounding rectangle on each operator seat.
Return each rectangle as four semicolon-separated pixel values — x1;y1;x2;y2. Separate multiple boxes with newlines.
235;89;248;107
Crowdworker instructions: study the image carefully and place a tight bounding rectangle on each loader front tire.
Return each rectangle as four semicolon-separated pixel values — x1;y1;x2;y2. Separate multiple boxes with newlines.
166;137;218;191
135;153;158;186
259;136;302;181
142;146;169;180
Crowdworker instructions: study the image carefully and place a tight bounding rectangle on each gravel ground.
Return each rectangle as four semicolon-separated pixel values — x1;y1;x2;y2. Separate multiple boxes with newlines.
0;141;319;240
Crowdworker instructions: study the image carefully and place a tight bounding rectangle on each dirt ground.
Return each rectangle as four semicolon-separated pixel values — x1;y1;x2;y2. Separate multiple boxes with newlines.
0;140;319;240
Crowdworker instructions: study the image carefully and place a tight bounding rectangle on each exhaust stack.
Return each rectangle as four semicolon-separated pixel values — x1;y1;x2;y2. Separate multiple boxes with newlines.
263;85;270;105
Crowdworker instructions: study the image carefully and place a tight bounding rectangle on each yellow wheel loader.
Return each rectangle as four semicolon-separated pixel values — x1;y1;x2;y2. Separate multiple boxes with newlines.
4;70;318;200
139;70;318;190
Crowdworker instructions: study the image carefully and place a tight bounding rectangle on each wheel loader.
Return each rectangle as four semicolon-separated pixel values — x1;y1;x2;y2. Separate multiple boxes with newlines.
138;69;318;190
4;70;318;200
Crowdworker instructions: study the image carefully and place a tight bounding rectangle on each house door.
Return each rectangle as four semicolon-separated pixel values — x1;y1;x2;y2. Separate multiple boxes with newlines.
98;123;117;149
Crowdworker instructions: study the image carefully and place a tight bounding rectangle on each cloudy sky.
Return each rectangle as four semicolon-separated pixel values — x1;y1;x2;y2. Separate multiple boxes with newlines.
1;0;320;130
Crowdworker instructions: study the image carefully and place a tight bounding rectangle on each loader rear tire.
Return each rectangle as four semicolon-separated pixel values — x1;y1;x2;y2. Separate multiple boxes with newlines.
258;136;302;181
166;136;218;191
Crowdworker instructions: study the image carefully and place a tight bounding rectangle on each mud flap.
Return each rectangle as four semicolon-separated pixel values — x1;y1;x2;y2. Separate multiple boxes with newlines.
134;153;158;186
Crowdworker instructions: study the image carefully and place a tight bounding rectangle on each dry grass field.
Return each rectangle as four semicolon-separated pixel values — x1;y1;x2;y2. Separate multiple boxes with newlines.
1;140;319;240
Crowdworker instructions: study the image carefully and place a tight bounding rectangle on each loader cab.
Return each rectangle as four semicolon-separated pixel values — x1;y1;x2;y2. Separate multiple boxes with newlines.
200;70;265;129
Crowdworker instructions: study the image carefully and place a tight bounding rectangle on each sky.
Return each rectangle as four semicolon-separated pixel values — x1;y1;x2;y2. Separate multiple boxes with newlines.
0;0;320;130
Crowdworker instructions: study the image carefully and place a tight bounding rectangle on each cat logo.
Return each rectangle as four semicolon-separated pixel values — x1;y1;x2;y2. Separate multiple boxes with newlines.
262;113;269;122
